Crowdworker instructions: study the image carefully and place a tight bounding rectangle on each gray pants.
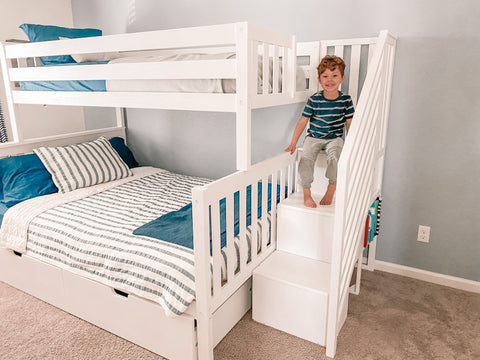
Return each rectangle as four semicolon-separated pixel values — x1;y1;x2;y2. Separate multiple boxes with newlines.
298;136;344;188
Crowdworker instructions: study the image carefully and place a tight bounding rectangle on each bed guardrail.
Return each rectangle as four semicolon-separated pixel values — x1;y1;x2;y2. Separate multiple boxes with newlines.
192;150;297;358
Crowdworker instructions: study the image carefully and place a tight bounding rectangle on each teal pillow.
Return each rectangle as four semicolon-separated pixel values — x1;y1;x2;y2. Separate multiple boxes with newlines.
0;153;58;208
108;137;139;168
19;24;102;65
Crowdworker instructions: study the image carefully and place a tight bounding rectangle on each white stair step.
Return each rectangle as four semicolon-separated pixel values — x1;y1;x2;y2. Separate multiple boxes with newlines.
277;192;335;262
252;250;331;345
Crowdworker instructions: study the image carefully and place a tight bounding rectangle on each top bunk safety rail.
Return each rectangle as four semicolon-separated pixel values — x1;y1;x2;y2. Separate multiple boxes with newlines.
0;22;317;113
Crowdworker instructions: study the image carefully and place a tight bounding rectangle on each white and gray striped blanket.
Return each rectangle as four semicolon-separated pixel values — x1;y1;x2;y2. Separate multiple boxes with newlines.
0;167;210;316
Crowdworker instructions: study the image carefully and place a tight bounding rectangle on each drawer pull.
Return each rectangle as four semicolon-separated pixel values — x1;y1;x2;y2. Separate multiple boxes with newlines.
113;289;129;298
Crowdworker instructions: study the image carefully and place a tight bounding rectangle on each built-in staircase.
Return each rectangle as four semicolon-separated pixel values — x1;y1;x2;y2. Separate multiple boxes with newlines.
252;30;396;358
252;157;350;347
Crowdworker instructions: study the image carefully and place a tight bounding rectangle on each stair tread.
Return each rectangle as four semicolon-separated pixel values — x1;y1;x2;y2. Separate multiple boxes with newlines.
280;192;335;216
253;250;330;292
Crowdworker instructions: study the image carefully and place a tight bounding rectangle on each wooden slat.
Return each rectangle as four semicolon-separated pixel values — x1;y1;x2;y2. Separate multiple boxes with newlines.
270;172;278;247
238;187;248;269
12;91;236;112
334;46;344;92
0;127;125;158
281;48;288;94
225;194;236;282
247;23;293;48
250;179;259;263
9;59;237;81
5;23;238;59
272;46;279;94
261;176;269;252
211;201;222;295
262;43;269;95
348;44;362;105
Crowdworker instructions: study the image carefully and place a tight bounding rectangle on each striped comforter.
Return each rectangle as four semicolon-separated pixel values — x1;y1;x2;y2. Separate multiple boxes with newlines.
0;167;211;316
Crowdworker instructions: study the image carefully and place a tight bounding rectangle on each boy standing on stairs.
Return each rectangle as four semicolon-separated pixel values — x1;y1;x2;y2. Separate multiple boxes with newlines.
285;55;354;207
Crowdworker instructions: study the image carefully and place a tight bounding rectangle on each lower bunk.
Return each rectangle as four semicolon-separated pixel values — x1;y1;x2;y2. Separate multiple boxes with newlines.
0;134;297;360
0;247;251;360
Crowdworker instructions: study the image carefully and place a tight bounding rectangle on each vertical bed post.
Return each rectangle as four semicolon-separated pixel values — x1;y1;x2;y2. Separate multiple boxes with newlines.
192;186;214;360
288;36;297;97
115;107;127;139
0;42;20;143
235;22;252;171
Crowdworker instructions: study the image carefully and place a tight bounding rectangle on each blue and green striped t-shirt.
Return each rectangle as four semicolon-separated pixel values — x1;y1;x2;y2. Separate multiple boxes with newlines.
302;91;355;139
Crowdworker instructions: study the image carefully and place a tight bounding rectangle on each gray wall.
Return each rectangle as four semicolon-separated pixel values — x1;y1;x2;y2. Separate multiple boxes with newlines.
71;0;480;282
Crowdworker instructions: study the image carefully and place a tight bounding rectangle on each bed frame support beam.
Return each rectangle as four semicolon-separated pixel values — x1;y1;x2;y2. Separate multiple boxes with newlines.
0;42;20;143
235;23;253;170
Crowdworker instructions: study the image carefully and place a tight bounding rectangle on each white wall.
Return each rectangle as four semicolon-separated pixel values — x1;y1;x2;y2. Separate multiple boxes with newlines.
0;0;84;140
71;0;480;283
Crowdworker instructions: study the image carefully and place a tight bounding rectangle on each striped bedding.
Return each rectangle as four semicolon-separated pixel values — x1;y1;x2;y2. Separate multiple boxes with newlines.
0;166;270;317
1;167;208;316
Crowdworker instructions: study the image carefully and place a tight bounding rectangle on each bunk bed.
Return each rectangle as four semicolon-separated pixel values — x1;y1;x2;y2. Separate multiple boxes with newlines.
0;22;396;359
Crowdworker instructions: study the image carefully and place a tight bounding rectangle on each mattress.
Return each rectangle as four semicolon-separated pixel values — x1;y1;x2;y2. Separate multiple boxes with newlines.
19;53;306;93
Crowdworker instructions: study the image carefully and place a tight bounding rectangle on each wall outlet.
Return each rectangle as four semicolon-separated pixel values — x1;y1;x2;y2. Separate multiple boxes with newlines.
417;225;430;243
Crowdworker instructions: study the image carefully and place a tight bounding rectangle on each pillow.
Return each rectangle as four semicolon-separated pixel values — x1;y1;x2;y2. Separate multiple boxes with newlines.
19;24;102;65
108;137;139;168
70;52;115;63
58;37;119;63
0;153;58;208
34;136;132;193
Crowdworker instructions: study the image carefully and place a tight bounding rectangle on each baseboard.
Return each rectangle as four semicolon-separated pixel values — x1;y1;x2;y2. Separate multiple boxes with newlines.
375;260;480;294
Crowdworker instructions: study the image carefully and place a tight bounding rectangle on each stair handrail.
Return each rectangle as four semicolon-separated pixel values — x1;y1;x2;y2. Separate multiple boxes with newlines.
325;30;396;358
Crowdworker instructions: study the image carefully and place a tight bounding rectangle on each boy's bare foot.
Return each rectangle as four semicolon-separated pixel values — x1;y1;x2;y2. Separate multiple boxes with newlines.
320;184;336;205
303;188;317;208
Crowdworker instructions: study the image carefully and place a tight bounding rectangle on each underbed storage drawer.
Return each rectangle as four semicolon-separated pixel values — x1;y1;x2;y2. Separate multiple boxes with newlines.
252;250;331;346
0;249;197;360
62;269;197;360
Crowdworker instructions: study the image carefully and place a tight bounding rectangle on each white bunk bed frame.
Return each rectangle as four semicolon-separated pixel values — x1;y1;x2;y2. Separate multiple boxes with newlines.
0;22;396;359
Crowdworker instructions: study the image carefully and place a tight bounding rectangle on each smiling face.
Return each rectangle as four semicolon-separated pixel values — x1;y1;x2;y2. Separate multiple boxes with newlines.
319;67;345;98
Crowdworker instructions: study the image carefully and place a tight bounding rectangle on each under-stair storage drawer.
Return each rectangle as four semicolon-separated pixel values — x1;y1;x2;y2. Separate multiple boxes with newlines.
252;250;330;345
277;192;334;263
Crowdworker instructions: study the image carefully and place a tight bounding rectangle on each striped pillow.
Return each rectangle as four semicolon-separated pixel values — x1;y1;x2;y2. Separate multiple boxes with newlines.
34;137;133;193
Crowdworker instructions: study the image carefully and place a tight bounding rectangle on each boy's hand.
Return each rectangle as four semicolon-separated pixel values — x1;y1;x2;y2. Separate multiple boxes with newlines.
285;144;296;154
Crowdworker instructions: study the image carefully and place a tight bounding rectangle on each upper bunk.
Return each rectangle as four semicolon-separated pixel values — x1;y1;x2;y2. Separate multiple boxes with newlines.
0;22;395;171
0;22;318;112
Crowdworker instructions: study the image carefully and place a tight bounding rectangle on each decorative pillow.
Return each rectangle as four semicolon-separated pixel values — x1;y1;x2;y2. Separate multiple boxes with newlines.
19;24;102;65
0;153;58;208
34;136;132;193
108;137;139;168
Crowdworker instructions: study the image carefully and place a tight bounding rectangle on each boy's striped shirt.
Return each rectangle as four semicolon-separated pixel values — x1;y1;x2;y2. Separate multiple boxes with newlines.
302;91;354;139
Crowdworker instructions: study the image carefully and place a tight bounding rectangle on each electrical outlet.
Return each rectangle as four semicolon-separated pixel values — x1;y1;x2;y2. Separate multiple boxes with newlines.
417;225;430;243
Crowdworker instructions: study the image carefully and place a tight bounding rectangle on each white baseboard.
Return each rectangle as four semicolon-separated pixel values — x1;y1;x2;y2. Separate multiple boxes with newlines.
374;260;480;294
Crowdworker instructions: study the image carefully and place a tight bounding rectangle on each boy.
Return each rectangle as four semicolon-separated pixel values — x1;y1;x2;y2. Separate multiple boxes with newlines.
285;55;354;207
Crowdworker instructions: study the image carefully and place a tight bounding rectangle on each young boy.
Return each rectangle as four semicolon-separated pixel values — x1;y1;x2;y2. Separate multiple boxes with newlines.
285;55;354;207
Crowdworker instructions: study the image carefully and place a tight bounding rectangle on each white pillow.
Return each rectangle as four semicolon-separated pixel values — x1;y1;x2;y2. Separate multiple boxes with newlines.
34;136;132;193
58;36;119;63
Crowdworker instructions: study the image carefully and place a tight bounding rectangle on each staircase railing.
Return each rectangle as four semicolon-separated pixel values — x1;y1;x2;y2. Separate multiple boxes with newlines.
325;30;396;358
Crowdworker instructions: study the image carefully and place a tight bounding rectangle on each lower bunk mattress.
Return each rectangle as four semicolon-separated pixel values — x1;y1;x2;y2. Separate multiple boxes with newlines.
0;166;270;317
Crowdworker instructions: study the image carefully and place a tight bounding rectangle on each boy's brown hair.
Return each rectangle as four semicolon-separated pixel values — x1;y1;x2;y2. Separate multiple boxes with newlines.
317;55;346;77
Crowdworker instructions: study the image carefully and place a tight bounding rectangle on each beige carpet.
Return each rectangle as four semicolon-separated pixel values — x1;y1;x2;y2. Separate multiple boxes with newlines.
1;270;479;360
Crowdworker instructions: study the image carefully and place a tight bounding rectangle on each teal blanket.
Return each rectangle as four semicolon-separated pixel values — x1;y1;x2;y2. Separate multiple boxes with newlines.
133;183;284;249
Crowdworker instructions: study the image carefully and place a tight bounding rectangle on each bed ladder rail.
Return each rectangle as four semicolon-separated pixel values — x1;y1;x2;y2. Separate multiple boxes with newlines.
326;30;396;358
